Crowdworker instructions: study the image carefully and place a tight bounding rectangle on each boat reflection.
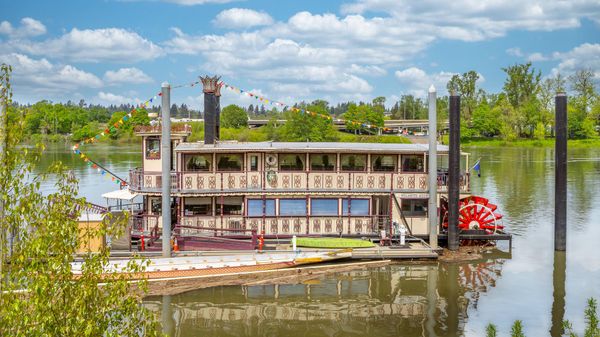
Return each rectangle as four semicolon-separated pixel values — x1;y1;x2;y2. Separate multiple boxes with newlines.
145;252;508;337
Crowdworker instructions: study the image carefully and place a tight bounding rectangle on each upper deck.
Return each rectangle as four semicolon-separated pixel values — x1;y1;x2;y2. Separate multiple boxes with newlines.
129;140;470;195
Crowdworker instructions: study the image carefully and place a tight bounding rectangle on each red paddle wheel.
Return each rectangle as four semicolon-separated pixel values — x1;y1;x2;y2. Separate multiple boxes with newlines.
441;196;504;233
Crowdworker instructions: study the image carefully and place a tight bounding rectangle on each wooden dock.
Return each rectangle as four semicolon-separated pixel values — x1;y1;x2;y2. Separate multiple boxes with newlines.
350;242;438;259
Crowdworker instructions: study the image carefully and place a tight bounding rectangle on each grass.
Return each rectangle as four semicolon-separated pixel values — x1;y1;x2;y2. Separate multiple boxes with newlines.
441;135;600;148
486;298;599;337
296;237;375;248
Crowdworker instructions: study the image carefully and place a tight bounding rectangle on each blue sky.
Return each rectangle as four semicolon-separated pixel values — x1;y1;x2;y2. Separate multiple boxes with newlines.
1;0;599;109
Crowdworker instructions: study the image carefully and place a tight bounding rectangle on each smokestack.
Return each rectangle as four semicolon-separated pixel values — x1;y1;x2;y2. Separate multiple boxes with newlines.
200;75;221;144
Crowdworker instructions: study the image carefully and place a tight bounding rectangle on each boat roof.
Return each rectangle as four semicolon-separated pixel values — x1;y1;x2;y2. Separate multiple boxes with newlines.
175;141;451;154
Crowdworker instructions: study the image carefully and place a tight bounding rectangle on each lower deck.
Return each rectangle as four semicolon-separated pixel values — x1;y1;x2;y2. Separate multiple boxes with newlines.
132;193;442;237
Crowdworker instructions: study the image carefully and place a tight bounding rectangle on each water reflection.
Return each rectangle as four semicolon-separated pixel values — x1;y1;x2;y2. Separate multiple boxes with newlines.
550;251;566;337
146;253;507;337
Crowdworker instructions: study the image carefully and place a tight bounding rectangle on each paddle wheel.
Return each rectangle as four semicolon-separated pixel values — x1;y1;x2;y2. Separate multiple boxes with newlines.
441;195;504;234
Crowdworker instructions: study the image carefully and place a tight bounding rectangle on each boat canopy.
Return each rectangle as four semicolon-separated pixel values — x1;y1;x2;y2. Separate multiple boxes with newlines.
102;189;138;201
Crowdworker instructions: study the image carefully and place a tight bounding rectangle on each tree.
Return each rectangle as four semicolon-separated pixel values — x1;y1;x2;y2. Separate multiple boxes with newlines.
278;103;338;141
0;63;161;336
502;62;541;109
343;103;384;134
569;68;596;114
220;104;249;128
447;70;480;124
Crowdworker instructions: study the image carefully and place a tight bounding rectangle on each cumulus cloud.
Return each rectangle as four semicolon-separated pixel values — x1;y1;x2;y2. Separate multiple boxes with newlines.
506;47;523;57
341;0;600;41
214;8;274;29
550;43;600;79
0;18;46;38
394;67;457;97
94;91;140;105
104;67;153;84
162;0;239;5
4;27;163;63
0;53;102;94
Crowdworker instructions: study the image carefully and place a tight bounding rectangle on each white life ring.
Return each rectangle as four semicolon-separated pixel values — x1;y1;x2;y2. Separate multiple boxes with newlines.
266;154;277;166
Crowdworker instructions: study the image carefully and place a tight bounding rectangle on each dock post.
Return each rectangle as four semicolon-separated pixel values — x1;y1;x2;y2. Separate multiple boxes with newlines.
448;93;460;251
428;85;438;249
161;82;172;258
555;93;567;251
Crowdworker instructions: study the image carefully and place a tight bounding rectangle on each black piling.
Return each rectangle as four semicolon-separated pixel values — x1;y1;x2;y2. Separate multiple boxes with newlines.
555;93;567;251
550;251;566;337
448;94;461;251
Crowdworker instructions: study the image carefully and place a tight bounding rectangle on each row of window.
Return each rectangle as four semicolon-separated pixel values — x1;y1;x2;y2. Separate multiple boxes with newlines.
151;197;428;217
182;153;425;172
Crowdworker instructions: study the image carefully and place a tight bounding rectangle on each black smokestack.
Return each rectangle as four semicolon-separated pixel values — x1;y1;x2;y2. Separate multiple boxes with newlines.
200;75;221;144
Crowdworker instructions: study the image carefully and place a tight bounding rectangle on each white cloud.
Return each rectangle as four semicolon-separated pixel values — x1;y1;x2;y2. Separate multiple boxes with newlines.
162;0;239;5
0;18;46;38
527;52;549;62
506;47;523;57
0;53;102;94
4;28;163;63
550;43;600;79
94;91;140;105
104;67;153;84
394;67;457;97
214;8;274;29
341;0;600;40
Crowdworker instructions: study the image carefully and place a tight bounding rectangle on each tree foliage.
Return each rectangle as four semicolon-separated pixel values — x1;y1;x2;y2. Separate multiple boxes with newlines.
220;104;249;128
0;63;161;336
277;104;338;141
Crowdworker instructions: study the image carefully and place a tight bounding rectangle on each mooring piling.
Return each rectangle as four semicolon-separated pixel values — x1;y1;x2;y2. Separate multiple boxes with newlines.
555;92;567;252
428;85;438;249
448;94;461;251
161;82;172;258
201;75;221;144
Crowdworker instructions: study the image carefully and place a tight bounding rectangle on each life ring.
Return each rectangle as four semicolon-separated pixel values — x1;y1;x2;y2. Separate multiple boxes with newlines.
266;154;277;166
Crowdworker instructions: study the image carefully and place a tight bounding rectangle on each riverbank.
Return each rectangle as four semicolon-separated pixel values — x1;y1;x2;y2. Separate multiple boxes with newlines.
442;136;600;148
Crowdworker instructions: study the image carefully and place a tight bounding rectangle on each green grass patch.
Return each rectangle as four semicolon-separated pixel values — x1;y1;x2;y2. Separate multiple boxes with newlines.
441;135;600;148
336;131;412;143
296;237;375;248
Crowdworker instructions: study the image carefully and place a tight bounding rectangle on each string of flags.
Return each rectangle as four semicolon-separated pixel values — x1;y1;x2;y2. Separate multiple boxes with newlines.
221;82;393;131
71;77;395;186
71;91;163;186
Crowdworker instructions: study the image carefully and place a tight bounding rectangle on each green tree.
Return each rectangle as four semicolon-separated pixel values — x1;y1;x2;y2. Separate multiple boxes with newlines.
447;70;480;124
220;104;249;128
472;98;501;137
0;64;161;336
278;104;337;141
502;62;541;109
343;103;384;134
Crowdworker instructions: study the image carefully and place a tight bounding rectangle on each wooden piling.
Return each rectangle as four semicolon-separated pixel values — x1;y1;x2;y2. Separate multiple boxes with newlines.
448;94;460;251
555;93;567;251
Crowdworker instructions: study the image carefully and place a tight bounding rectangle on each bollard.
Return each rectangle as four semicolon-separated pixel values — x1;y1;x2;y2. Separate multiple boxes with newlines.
140;234;145;251
292;235;297;252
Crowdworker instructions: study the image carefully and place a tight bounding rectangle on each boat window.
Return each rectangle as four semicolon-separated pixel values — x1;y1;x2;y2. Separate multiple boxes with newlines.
401;199;428;216
247;199;275;217
279;199;307;216
183;197;212;216
310;198;339;216
183;154;212;171
145;137;160;160
279;154;305;171
150;197;161;214
342;199;370;215
221;197;242;215
216;153;243;171
372;154;397;172
340;154;366;171
402;155;425;172
310;154;336;171
250;155;259;171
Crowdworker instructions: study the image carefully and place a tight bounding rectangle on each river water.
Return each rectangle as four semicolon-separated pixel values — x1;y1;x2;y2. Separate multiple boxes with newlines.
40;143;600;336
